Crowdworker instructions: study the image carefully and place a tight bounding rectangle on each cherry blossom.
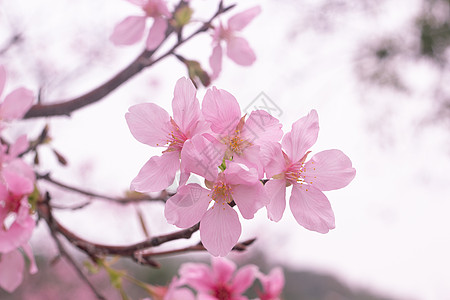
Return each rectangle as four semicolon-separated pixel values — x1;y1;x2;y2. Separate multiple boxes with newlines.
0;65;34;127
144;277;195;300
199;86;282;178
110;0;171;50
0;137;37;292
126;77;208;192
210;6;261;79
165;160;266;256
180;257;258;300
264;110;356;233
256;267;284;300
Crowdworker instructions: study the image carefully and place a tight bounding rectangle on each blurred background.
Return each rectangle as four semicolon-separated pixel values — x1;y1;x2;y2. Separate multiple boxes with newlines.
1;0;449;299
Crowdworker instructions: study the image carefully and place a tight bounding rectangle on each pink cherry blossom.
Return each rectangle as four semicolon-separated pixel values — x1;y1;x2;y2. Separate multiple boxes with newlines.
110;0;171;50
209;6;261;79
126;77;208;192
145;276;195;300
256;267;284;300
0;65;34;126
0;139;37;292
264;110;356;233
199;86;282;178
165;160;266;256
0;244;37;293
179;257;258;300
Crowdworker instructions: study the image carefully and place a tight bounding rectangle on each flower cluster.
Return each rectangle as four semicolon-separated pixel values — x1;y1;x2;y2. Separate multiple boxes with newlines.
110;1;260;82
145;257;284;300
0;65;37;292
209;6;261;80
126;77;356;257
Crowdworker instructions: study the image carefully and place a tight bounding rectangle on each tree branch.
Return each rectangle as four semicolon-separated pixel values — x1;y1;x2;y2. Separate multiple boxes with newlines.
23;2;235;119
37;197;200;259
37;172;172;204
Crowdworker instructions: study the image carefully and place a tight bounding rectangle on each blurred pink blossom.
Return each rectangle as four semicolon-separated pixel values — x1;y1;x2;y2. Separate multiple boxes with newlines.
180;257;258;299
0;137;37;292
0;65;34;127
256;267;284;300
209;6;261;79
110;0;171;50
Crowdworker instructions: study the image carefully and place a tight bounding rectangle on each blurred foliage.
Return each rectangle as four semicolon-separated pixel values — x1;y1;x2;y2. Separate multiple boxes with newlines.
0;253;401;300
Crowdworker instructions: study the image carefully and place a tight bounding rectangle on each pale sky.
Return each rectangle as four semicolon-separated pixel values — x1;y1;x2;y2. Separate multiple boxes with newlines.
2;0;450;299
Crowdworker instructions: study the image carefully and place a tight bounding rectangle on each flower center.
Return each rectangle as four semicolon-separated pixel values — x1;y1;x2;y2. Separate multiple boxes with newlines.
223;130;251;157
142;2;158;17
284;151;311;185
209;180;233;205
214;284;232;300
163;119;187;153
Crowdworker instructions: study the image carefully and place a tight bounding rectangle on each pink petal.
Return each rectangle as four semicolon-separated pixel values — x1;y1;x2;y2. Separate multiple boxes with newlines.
202;87;241;135
125;0;147;6
2;169;34;196
282;110;319;163
227;6;262;31
231;264;258;294
265;179;287;222
146;16;167;50
212;258;236;283
179;263;215;292
303;149;356;191
167;288;195;300
110;16;147;46
259;267;284;298
126;102;171;147
0;88;34;121
0;214;35;253
231;182;266;219
200;204;241;257
197;294;218;300
226;36;256;66
21;243;38;274
0;250;24;292
209;44;223;80
232;145;264;179
164;184;210;228
261;142;285;179
0;65;5;98
180;134;224;182
223;161;259;185
8;135;29;159
289;184;335;234
3;158;36;183
131;151;179;192
171;77;201;135
241;110;283;145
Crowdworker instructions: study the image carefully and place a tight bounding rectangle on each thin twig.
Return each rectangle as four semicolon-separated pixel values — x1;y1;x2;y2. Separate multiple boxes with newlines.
37;198;200;258
140;238;257;257
37;172;172;204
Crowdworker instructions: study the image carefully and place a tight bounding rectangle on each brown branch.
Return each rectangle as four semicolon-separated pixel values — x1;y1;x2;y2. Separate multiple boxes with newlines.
23;2;235;119
141;238;257;257
0;33;22;55
37;172;172;204
37;197;200;259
